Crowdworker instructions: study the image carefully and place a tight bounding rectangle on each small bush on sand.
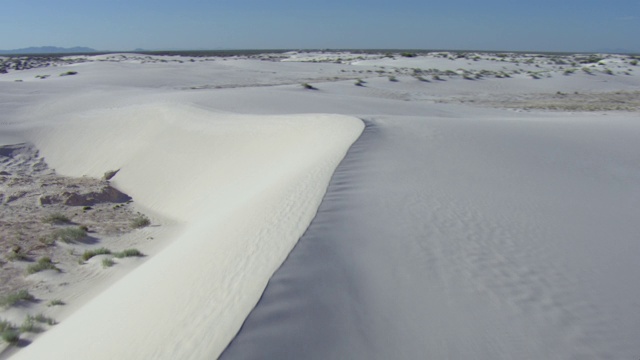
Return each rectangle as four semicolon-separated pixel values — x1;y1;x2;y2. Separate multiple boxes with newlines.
102;258;115;268
301;83;317;90
1;329;19;345
113;249;143;258
26;257;59;275
130;215;150;229
42;212;71;225
59;71;78;76
81;247;111;262
0;290;35;308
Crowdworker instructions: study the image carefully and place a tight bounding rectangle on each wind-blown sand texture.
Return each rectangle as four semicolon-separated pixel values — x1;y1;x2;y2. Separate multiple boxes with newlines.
2;51;640;359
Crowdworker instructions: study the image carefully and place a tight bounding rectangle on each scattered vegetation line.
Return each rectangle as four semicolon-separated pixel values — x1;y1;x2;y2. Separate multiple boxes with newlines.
0;290;36;308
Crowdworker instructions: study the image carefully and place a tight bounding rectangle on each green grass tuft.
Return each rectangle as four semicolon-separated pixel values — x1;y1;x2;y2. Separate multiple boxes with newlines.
19;317;42;333
26;256;59;275
113;249;143;258
49;227;87;244
81;247;111;262
102;258;115;268
0;290;36;308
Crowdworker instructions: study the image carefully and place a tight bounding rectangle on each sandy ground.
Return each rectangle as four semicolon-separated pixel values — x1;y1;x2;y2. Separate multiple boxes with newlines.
1;51;639;359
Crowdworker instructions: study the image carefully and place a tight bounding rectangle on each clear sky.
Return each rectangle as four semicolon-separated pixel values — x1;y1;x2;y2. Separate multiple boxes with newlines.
1;0;639;53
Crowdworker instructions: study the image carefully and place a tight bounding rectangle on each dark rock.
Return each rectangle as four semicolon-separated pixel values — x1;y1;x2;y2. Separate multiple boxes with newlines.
63;185;132;206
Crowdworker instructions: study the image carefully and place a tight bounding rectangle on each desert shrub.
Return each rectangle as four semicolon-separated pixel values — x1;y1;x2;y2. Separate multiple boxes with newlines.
301;83;317;90
59;71;78;76
43;212;71;224
102;258;115;268
0;290;35;308
388;76;398;82
630;60;638;66
81;247;111;262
401;52;417;57
1;329;19;344
26;257;59;275
354;79;365;86
50;227;87;243
130;215;150;229
113;249;143;258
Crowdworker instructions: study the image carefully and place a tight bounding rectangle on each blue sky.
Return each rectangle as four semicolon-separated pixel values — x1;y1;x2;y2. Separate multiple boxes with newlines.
1;0;639;52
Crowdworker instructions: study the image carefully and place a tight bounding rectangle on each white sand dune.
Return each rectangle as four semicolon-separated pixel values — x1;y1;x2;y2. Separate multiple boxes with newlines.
6;104;362;359
2;52;640;359
222;114;640;359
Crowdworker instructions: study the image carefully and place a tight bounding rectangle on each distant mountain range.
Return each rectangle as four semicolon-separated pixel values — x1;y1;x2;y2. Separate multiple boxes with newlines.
0;46;98;55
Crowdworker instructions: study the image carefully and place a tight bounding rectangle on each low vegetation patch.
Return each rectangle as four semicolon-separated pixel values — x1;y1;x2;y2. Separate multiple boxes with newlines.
59;71;78;76
26;257;59;275
0;290;36;308
42;212;71;225
48;227;87;244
